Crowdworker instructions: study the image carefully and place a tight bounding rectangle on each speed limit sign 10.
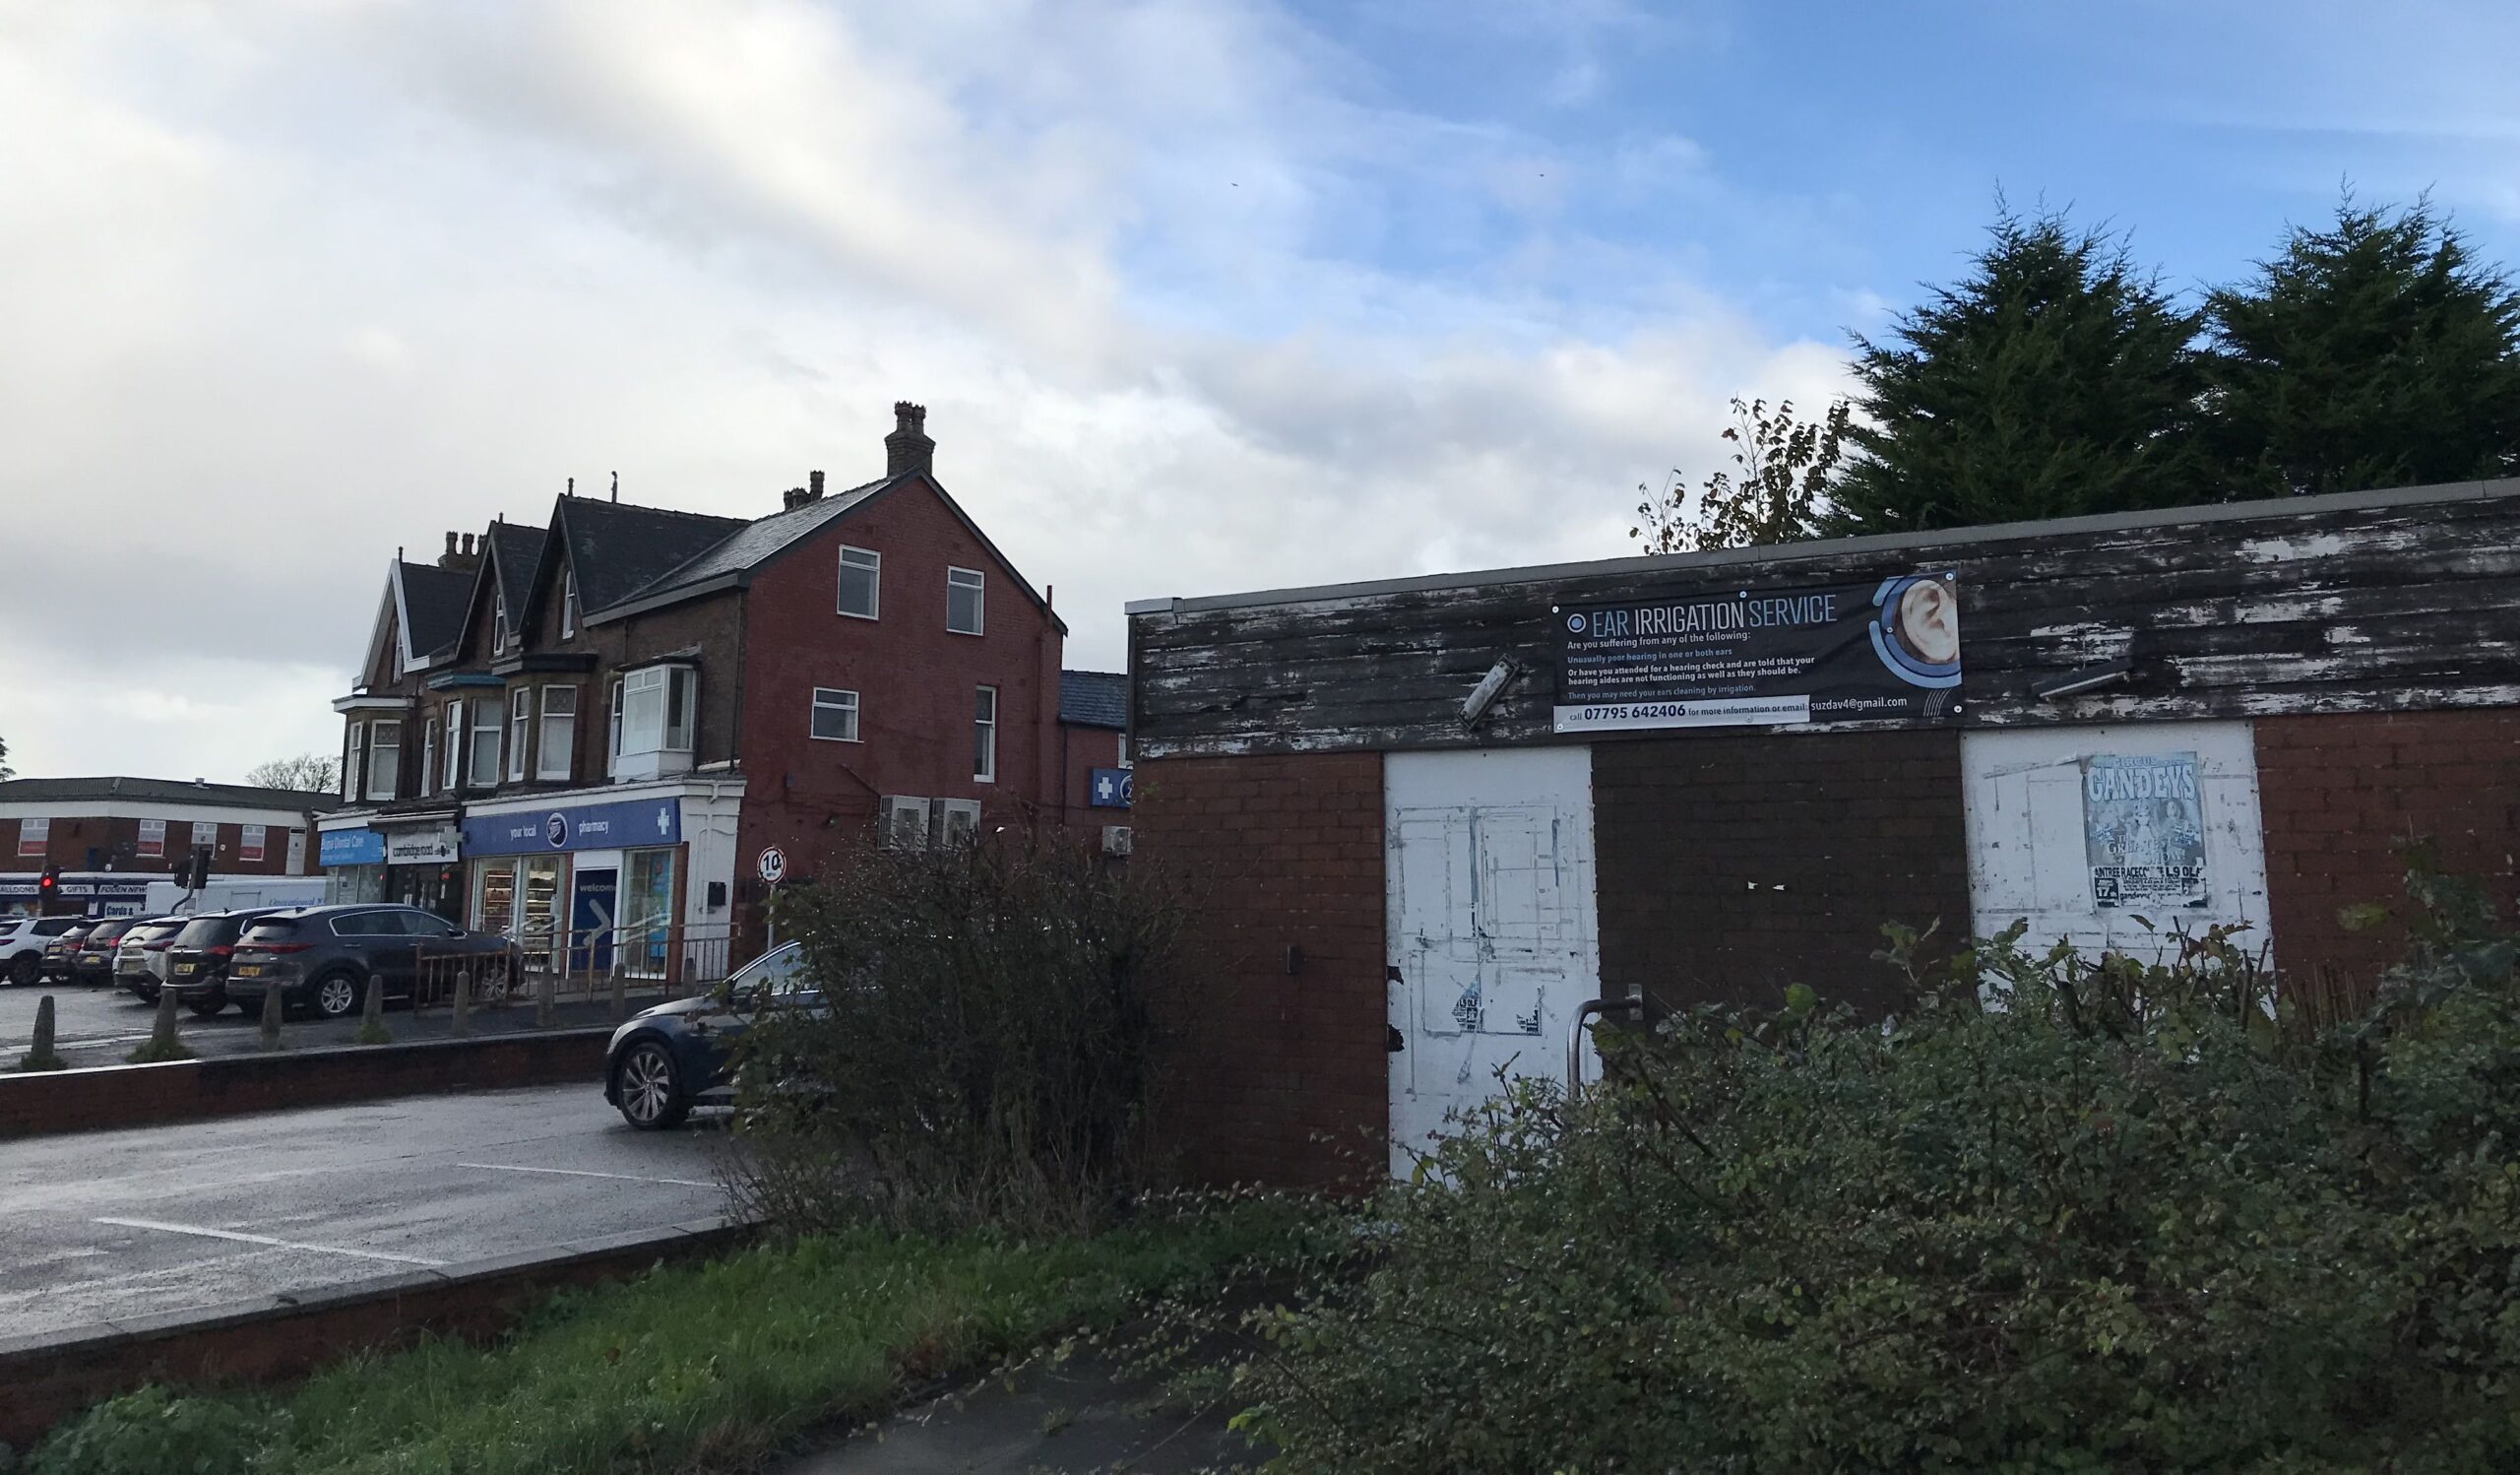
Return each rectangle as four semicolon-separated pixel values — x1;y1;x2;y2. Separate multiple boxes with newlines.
756;846;788;884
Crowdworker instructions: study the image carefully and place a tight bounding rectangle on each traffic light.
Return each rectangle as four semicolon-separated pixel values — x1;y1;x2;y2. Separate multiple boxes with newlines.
37;866;59;902
175;846;214;890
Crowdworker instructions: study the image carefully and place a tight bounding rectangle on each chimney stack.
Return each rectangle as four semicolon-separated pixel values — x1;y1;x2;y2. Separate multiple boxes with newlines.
885;402;933;478
440;531;481;572
782;486;809;511
808;470;825;500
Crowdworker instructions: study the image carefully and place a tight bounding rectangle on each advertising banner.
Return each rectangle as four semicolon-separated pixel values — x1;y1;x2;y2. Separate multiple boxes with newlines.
1553;573;1962;734
462;797;681;857
318;828;385;867
2083;753;2208;910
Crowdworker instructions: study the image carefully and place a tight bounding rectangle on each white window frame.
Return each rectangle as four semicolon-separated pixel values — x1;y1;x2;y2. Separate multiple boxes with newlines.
17;816;47;858
138;818;167;859
608;675;625;766
947;566;985;635
367;718;403;802
810;687;861;742
615;665;697;766
561;569;578;639
344;721;364;801
442;700;464;792
239;823;267;863
507;687;531;782
1116;734;1131;769
838;546;881;620
494;589;512;652
468;698;503;788
537;685;577;781
665;666;695;752
974;685;998;783
419;718;438;798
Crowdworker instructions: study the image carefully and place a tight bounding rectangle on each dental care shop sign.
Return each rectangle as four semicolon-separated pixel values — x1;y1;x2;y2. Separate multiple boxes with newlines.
1553;573;1963;734
461;798;680;856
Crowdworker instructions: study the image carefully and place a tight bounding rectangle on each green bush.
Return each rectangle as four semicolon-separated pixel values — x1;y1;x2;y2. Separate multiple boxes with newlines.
1221;871;2520;1473
727;834;1186;1237
25;1385;270;1475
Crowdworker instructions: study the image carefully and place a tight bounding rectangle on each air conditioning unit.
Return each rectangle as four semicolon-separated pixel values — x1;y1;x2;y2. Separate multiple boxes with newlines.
933;799;981;849
1102;825;1133;857
879;796;930;850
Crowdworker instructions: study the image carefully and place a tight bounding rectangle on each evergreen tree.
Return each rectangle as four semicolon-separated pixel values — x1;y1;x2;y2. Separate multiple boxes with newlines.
2204;195;2520;497
1823;208;2213;535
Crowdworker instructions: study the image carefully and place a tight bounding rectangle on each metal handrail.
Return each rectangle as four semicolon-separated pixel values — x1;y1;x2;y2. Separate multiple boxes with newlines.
1567;994;1647;1090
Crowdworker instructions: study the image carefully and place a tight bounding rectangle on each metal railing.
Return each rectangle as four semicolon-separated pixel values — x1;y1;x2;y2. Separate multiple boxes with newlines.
411;920;744;1015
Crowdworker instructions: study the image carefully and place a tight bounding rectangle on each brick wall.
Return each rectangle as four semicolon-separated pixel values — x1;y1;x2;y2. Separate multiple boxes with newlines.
2255;709;2520;1003
1132;753;1386;1189
1592;729;1971;1017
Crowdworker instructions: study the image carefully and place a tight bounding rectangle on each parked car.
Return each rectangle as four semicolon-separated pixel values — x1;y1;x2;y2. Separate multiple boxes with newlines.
40;921;100;982
1;916;86;986
604;942;808;1129
164;908;288;1016
70;917;154;987
116;918;190;1002
225;905;522;1020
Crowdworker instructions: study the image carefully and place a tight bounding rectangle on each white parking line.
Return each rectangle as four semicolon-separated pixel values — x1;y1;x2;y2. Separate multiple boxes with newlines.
94;1217;448;1266
457;1162;719;1189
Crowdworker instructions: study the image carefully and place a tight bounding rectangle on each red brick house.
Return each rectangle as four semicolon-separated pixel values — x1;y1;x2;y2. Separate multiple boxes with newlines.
2;777;325;917
322;403;1121;973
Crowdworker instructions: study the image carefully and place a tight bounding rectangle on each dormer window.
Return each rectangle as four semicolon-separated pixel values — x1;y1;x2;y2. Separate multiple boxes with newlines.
561;570;578;639
494;589;512;652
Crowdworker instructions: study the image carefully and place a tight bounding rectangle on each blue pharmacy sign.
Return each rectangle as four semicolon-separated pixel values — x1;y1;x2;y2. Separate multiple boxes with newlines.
319;828;386;866
1089;768;1133;809
462;798;681;857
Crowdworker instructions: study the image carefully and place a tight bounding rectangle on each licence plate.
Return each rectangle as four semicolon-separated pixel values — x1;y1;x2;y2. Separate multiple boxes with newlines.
175;962;197;975
234;964;264;977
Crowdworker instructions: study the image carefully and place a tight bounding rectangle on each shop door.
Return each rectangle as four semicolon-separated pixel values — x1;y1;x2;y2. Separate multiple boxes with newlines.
1385;747;1600;1178
571;868;617;975
1961;723;2273;968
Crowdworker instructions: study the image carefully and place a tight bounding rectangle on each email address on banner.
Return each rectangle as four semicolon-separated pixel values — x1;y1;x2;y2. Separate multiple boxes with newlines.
1551;694;1813;733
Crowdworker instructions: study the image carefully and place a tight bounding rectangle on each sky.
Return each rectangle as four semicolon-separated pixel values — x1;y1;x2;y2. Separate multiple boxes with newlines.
3;0;2515;783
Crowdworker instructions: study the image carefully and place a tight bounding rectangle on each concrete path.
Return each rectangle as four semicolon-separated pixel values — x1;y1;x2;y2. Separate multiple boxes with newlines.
0;1083;729;1338
779;1348;1264;1475
1;979;665;1069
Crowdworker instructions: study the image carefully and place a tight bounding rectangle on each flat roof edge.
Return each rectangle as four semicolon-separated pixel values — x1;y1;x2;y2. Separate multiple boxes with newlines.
1127;477;2520;619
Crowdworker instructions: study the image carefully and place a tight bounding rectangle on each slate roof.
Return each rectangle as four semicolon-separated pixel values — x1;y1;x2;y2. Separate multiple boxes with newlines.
398;561;472;659
552;497;750;614
484;522;547;619
0;777;332;811
1058;670;1129;729
598;476;899;611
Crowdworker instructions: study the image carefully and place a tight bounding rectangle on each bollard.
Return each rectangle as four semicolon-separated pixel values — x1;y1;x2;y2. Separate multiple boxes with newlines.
355;976;391;1045
452;968;472;1037
18;994;66;1071
129;986;192;1063
609;968;627;1023
258;977;284;1051
536;969;556;1030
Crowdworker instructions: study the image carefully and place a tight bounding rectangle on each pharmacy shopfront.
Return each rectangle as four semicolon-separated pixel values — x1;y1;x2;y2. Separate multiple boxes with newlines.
457;781;742;979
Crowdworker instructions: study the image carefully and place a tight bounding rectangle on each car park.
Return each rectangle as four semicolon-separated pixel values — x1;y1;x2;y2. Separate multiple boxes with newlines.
115;918;189;1002
164;908;287;1016
603;941;808;1130
225;904;522;1020
1;916;85;986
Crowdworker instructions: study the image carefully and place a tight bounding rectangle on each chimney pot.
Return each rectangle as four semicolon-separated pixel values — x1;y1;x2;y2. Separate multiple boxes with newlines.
808;470;825;500
444;531;458;558
885;401;934;478
783;486;808;511
462;533;475;556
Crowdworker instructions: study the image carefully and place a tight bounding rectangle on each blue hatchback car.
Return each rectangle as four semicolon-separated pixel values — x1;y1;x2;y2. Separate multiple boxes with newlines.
604;942;814;1128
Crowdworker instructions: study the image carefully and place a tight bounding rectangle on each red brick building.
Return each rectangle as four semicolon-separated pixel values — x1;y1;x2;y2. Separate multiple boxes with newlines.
1127;477;2520;1187
2;777;325;917
322;403;1126;973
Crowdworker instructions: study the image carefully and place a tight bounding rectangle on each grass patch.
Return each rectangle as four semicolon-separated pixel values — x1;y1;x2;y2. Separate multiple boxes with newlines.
29;1201;1301;1475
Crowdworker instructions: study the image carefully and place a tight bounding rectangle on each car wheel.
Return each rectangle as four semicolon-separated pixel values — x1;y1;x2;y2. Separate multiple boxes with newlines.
7;952;37;987
313;972;362;1019
473;960;512;1004
613;1040;688;1130
187;986;229;1017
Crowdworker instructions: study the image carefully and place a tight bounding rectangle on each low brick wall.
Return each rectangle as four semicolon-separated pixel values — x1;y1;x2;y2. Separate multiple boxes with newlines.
0;1216;749;1448
0;1028;614;1139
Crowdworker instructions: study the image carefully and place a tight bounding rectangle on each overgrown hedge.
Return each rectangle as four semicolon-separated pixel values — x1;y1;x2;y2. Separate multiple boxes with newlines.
1217;868;2520;1472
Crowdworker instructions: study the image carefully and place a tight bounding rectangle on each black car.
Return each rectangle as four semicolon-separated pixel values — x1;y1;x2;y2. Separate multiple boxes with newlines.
604;942;810;1129
69;917;154;987
226;905;523;1020
164;908;290;1016
39;921;99;982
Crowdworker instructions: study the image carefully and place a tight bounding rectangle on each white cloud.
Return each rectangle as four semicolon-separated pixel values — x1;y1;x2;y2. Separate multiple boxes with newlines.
0;0;1842;780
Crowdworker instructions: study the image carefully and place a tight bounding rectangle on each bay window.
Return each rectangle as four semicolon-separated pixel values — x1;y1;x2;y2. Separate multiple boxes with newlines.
419;718;437;798
611;665;697;780
367;719;402;802
442;700;464;791
468;698;502;788
507;687;531;782
343;722;363;801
